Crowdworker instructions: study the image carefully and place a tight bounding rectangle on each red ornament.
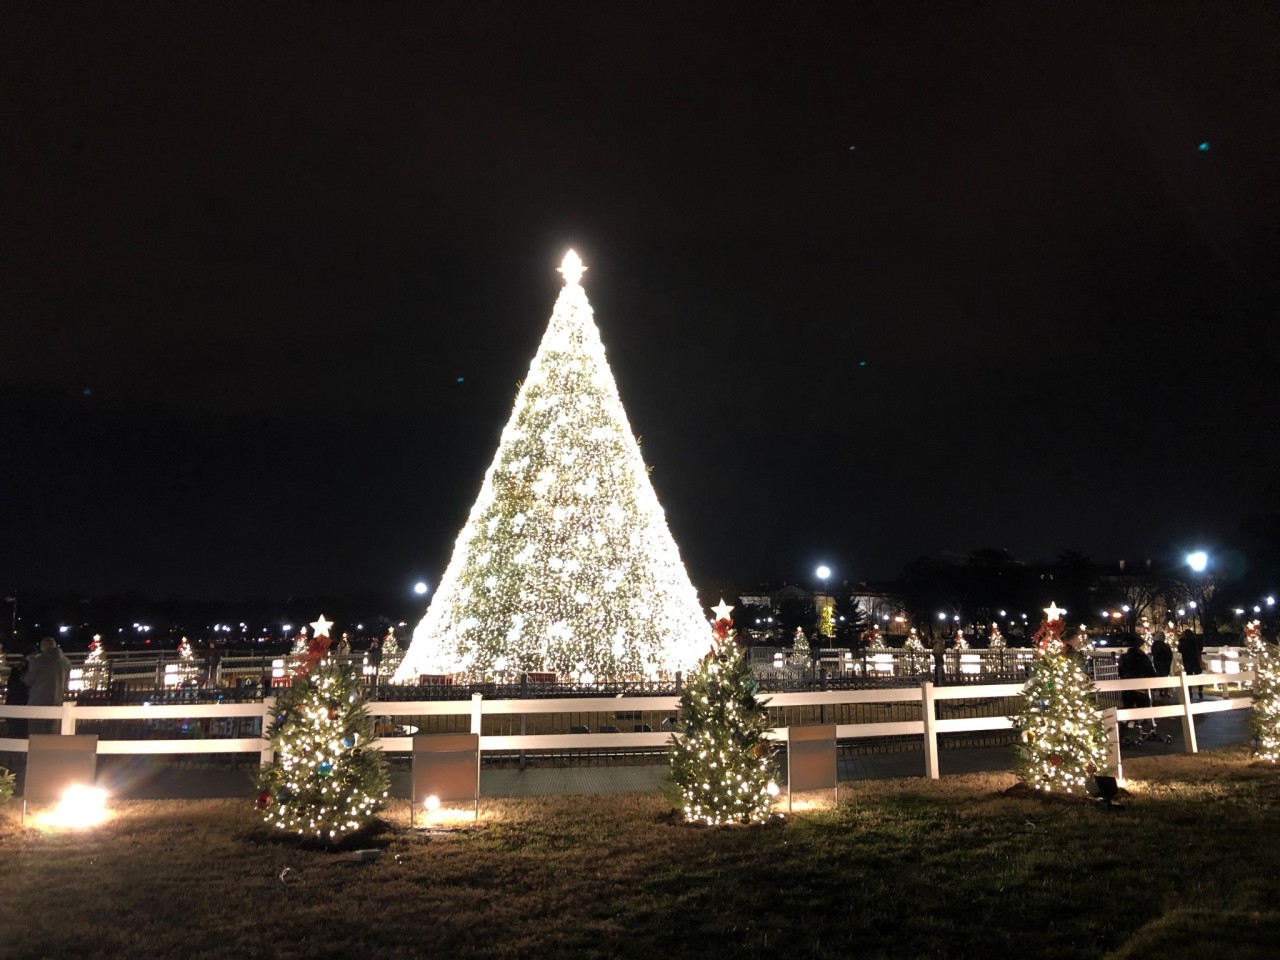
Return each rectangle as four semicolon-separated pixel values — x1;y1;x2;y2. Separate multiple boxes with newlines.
1086;762;1097;774
255;791;273;810
1050;754;1063;767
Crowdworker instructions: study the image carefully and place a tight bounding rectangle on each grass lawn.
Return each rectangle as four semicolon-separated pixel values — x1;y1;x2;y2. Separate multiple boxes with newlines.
1;748;1276;960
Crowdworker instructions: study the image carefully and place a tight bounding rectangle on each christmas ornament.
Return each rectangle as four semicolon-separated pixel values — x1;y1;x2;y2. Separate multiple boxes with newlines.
256;791;273;809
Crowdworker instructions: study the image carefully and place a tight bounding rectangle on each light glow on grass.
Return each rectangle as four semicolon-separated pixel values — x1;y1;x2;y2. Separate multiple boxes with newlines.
38;785;110;829
416;801;484;828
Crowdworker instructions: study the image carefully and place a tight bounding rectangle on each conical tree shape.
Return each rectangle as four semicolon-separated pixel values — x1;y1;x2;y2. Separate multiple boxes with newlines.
1011;609;1108;795
670;618;776;825
395;251;706;682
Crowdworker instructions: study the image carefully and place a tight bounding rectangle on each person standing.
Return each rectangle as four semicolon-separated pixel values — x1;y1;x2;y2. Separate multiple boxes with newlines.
1151;632;1174;683
26;637;71;733
366;637;382;693
4;656;30;738
205;641;224;687
1178;630;1205;701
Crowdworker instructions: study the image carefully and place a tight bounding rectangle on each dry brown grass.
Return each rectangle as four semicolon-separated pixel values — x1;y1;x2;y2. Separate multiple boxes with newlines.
1;749;1277;959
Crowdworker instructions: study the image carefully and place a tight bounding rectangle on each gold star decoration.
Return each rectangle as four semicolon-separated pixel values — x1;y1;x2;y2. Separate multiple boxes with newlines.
310;614;334;639
1043;601;1067;622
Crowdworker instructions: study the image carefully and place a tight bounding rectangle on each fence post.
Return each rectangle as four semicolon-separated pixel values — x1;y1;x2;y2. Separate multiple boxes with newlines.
61;699;77;735
1102;706;1123;786
260;696;276;768
1178;668;1198;754
519;673;528;772
921;679;939;779
470;691;483;736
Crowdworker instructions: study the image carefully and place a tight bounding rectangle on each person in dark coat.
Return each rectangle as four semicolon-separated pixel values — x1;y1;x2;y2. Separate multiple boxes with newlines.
4;657;30;738
26;637;71;731
1117;634;1157;709
1151;633;1174;676
366;638;382;692
1178;630;1205;701
1148;632;1174;701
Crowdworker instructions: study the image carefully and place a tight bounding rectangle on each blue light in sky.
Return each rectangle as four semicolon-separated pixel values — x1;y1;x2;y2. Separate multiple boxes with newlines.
1198;141;1210;152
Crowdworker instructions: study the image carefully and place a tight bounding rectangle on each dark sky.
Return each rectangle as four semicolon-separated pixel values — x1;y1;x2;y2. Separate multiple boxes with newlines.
2;2;1277;600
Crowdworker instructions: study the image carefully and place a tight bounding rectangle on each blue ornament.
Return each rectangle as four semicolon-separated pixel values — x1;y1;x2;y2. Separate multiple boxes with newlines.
341;737;354;750
1198;141;1210;152
318;761;333;777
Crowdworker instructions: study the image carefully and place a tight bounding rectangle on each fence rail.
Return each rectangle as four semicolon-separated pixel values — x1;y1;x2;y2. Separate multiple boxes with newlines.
0;670;1254;782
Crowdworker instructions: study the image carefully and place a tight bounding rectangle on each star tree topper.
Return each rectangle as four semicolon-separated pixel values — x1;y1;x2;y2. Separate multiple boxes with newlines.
711;599;734;622
1043;601;1067;622
310;614;334;638
558;249;586;285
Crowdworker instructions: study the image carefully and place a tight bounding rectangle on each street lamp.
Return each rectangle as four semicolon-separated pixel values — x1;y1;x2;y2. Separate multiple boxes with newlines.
1186;551;1209;573
413;581;430;597
815;565;831;591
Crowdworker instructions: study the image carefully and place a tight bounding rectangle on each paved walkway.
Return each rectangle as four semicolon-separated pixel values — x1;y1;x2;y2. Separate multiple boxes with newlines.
7;708;1251;801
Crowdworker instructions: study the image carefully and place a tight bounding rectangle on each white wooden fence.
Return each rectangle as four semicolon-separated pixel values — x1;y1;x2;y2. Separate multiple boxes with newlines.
0;671;1254;782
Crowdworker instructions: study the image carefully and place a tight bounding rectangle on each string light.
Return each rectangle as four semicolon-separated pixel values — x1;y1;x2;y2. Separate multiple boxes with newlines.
1011;603;1108;795
396;252;706;682
1245;620;1280;762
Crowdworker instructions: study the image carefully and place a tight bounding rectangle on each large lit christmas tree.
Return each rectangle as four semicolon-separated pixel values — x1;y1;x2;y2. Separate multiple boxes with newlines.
395;251;706;682
1011;603;1108;795
1245;620;1280;762
670;603;776;825
257;615;389;842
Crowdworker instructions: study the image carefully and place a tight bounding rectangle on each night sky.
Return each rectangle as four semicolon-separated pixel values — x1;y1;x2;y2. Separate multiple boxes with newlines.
2;3;1277;601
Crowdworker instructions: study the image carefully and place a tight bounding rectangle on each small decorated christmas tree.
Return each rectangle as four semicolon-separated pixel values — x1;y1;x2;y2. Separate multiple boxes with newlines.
290;626;310;656
1011;603;1108;795
1140;619;1154;647
953;628;969;650
866;624;887;651
257;616;389;842
171;636;199;686
792;627;809;654
1074;624;1095;654
988;623;1006;650
83;634;109;690
1245;620;1280;762
902;627;928;672
670;602;776;825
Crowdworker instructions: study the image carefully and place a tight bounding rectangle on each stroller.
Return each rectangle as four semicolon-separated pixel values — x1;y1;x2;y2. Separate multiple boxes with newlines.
1120;688;1172;746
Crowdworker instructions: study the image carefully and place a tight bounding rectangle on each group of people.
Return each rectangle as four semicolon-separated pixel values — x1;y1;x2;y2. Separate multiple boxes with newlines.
1117;628;1206;703
3;637;73;735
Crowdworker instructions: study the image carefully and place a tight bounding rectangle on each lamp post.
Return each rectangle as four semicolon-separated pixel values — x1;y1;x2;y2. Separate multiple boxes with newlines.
815;565;832;646
1186;551;1211;634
